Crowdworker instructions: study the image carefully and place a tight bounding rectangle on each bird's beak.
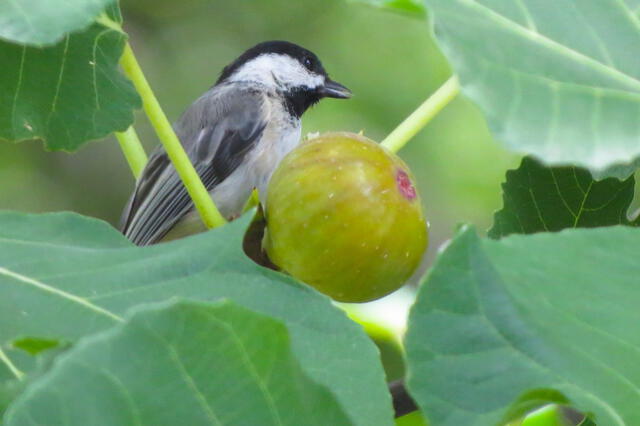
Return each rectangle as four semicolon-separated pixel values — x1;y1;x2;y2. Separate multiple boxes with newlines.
319;79;352;99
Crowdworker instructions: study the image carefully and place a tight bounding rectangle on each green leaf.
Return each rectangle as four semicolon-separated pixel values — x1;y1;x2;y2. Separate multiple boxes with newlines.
348;0;426;18
489;157;636;238
0;0;116;45
11;337;59;356
0;211;131;247
0;212;393;426
424;0;640;178
0;18;141;151
0;379;22;418
405;226;640;425
0;342;69;416
0;352;16;382
5;300;351;425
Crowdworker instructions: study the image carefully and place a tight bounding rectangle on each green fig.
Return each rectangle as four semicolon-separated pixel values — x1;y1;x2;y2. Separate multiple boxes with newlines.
264;132;428;303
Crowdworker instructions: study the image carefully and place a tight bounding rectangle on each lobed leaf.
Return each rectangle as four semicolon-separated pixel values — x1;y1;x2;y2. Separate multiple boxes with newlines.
0;380;21;418
424;0;640;178
0;0;117;45
489;157;637;238
0;211;393;426
405;226;640;425
0;11;140;151
5;300;351;425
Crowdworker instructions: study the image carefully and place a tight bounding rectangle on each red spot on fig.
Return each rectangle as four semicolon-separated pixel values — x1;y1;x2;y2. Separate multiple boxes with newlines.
396;169;416;200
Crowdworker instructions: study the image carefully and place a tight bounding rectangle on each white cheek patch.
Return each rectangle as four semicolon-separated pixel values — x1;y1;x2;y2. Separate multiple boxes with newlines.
228;54;325;90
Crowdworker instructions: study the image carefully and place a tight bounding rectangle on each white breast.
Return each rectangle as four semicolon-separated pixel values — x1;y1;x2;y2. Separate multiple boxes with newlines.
209;100;301;219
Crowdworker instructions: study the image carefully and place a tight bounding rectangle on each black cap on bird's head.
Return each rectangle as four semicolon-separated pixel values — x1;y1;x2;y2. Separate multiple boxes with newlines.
217;41;351;117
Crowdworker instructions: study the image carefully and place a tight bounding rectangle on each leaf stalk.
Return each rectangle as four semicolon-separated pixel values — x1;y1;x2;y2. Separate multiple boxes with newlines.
381;76;460;153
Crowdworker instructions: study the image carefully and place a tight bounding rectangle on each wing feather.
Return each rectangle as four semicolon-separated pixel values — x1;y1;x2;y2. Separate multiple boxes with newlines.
120;87;268;246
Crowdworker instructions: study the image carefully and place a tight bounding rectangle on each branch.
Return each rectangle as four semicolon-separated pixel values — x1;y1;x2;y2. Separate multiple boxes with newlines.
119;42;227;229
115;126;147;179
381;76;460;154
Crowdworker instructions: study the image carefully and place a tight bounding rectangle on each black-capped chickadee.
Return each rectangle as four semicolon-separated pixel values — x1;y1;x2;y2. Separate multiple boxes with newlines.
120;41;351;246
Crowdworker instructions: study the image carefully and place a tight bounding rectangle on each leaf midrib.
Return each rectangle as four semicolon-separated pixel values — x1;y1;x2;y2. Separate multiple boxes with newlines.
449;0;640;91
0;266;122;322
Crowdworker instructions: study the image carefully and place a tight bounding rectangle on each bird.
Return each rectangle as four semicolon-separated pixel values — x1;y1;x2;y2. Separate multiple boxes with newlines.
120;40;351;246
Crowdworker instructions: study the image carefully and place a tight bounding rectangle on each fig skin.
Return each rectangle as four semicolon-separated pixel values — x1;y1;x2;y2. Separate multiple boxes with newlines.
264;132;428;303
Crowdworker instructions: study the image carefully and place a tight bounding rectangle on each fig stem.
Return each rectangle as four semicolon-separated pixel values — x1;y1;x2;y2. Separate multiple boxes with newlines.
381;76;460;154
115;126;147;179
0;347;23;380
119;42;227;229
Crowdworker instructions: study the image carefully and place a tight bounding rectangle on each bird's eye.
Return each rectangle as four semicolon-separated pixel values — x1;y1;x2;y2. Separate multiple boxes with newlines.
303;57;313;70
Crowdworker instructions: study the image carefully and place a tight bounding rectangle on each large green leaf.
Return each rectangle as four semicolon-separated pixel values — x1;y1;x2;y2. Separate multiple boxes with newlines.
0;380;21;418
5;300;351;425
489;157;637;238
0;351;15;382
0;342;66;418
424;0;640;178
0;8;140;151
0;211;393;426
405;226;640;425
0;0;115;45
349;0;426;18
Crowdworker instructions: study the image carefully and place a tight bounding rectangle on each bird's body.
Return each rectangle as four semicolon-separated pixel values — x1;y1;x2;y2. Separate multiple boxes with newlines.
120;41;350;245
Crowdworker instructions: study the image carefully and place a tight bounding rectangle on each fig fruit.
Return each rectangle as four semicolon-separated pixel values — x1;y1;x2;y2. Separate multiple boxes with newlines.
264;132;428;303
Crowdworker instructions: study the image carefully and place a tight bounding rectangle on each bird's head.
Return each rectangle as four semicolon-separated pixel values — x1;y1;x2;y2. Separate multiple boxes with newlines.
217;40;351;117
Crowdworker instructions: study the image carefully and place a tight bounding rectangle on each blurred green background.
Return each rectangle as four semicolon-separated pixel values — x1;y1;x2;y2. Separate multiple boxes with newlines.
0;0;518;263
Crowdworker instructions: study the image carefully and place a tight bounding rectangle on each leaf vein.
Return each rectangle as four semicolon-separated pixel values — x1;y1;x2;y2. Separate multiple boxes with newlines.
549;168;578;218
11;46;27;137
149;330;223;425
50;36;70;114
205;313;285;426
460;0;640;91
0;347;23;379
0;266;122;323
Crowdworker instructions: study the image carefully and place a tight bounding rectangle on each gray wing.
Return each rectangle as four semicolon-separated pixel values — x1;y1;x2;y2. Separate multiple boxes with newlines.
120;87;268;246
